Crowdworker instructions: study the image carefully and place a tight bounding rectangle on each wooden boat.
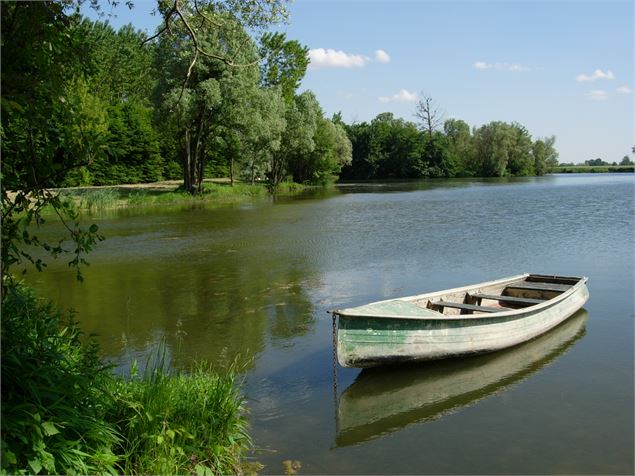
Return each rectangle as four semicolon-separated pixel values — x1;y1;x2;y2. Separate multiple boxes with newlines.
332;273;588;368
336;310;587;447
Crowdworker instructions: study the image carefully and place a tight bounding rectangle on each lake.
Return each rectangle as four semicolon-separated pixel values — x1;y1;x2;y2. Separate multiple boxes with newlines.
28;174;634;474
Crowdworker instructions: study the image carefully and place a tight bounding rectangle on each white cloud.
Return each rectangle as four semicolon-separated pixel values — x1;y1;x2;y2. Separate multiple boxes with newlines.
473;61;531;72
616;85;632;94
308;48;370;69
576;69;615;82
374;49;391;64
587;89;609;101
378;89;418;103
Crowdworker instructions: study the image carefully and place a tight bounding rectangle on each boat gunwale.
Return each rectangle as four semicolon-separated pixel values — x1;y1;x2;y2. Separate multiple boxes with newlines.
332;273;588;321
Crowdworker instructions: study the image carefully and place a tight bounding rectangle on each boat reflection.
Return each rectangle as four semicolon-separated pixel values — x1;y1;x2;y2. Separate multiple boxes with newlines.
336;310;587;447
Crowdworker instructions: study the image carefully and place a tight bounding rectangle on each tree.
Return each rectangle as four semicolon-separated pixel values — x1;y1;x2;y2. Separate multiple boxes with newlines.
276;91;320;185
259;32;309;103
444;118;473;176
154;4;264;193
620;155;634;166
506;122;534;176
472;122;512;177
414;94;444;138
1;2;105;292
532;136;558;175
149;0;290;193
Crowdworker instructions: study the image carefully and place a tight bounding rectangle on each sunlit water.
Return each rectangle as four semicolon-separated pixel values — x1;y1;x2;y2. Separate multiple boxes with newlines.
27;174;634;474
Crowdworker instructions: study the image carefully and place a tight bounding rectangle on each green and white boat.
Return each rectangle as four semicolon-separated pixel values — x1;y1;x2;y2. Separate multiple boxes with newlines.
332;273;589;368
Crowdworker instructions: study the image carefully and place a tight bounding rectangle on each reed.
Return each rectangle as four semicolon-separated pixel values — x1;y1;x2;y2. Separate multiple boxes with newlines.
110;353;250;476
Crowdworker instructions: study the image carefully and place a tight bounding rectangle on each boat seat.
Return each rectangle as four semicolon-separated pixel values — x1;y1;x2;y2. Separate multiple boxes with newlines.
505;282;571;293
468;293;546;306
428;301;501;314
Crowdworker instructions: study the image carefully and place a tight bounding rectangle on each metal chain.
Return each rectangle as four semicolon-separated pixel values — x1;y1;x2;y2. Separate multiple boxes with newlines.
331;311;338;398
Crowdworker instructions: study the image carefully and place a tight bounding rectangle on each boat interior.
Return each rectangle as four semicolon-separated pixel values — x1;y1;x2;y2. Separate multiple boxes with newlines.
417;274;582;316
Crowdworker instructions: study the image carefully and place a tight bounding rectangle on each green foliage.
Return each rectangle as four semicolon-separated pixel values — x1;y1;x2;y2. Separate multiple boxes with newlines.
585;157;610;166
109;358;250;475
0;285;252;475
341;112;560;180
1;285;120;475
259;32;309;103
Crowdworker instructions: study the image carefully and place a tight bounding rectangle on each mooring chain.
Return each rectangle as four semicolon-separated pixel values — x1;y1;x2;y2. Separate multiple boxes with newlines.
331;311;338;398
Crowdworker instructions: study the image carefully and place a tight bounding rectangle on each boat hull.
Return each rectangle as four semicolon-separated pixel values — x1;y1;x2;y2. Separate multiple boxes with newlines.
336;276;589;368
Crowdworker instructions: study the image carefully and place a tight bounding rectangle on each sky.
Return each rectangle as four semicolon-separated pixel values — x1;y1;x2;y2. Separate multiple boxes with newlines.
88;0;634;164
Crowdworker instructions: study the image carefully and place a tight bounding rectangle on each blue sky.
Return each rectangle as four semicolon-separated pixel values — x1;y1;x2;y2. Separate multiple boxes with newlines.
89;0;633;164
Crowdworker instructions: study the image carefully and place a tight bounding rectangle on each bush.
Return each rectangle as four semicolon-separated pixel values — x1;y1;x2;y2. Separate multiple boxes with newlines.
1;285;120;475
1;285;252;475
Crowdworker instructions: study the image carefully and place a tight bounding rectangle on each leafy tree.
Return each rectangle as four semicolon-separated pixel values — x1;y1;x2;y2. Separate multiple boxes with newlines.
154;5;260;193
472;122;512;177
532;136;559;175
506;122;534;176
1;2;105;290
619;155;633;166
444;118;473;176
277;91;320;184
259;32;309;103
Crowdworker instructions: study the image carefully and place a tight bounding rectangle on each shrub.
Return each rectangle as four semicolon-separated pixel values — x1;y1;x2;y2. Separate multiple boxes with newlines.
0;286;251;475
0;285;120;475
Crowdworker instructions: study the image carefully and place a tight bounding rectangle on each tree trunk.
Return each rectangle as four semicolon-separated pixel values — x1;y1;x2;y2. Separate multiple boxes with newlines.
230;157;234;186
183;127;194;194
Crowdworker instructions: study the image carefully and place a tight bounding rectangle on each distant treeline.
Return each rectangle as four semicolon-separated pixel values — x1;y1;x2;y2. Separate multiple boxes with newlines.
339;113;559;180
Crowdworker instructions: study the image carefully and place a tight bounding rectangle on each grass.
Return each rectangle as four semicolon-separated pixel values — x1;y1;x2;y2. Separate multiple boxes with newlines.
550;165;634;173
55;180;308;212
111;360;250;475
1;284;252;475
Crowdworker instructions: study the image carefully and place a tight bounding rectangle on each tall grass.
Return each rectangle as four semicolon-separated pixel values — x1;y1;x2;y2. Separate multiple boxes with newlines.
1;285;252;475
111;359;250;475
76;188;120;210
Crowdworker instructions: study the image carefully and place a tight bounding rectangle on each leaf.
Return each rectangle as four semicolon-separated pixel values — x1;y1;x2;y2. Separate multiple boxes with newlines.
41;421;60;436
195;464;214;476
156;435;164;445
89;224;99;233
28;458;42;474
166;429;175;440
4;449;17;465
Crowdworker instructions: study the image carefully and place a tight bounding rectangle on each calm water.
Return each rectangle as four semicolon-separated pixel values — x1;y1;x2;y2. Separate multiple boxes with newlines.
28;174;634;474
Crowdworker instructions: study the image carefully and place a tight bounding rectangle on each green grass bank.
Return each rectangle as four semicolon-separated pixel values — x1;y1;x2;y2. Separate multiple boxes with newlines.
550;165;634;174
55;180;307;212
0;285;251;475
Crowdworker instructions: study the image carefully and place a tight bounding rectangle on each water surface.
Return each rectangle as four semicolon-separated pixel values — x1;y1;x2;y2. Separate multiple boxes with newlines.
29;174;634;474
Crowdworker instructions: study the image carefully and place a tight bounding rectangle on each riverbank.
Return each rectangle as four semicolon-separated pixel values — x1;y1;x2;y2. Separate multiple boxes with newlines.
0;284;252;475
550;165;634;173
55;180;306;211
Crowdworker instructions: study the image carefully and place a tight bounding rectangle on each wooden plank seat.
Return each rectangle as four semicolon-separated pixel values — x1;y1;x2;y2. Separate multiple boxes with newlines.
468;293;546;306
429;301;501;314
505;282;571;293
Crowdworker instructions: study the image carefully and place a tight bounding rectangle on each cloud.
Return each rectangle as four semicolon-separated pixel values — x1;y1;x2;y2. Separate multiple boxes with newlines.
576;69;614;82
587;90;609;101
473;61;531;72
308;48;370;69
378;89;418;103
616;85;632;94
374;49;391;64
